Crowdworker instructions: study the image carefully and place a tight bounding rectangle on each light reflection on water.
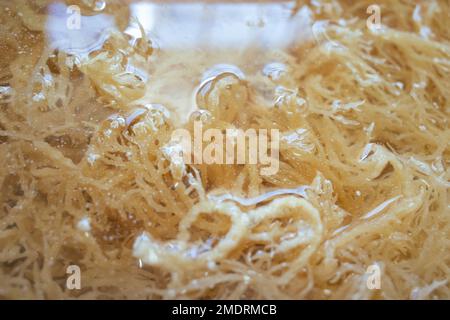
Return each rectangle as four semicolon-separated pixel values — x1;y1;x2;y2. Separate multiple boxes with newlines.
47;2;116;56
125;1;312;49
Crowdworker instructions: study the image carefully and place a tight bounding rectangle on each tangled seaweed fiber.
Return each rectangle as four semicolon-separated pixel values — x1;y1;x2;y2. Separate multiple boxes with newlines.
0;0;448;299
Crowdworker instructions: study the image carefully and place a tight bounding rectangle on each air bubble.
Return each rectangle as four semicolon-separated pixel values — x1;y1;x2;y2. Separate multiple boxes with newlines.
93;0;106;12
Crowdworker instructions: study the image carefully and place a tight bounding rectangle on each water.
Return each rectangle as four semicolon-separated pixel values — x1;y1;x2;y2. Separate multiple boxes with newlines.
46;0;313;124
